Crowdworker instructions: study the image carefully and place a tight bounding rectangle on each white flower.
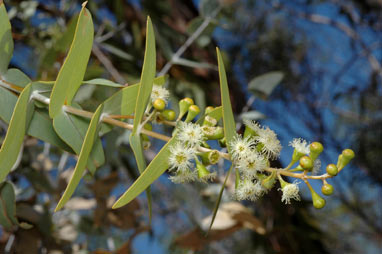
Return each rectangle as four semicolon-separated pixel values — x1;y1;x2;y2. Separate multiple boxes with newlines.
312;159;321;175
229;134;255;161
280;181;301;204
244;119;262;134
255;127;282;159
177;122;205;147
289;138;310;155
151;85;170;104
236;152;267;178
168;143;196;171
235;180;265;201
169;168;197;183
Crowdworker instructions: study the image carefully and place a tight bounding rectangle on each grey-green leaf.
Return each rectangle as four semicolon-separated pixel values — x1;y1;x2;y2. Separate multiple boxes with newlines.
0;181;19;230
52;105;104;174
83;78;124;87
49;4;94;118
248;71;284;99
0;86;72;152
132;17;156;135
0;1;14;74
216;47;235;151
0;83;34;182
112;136;177;209
55;104;104;211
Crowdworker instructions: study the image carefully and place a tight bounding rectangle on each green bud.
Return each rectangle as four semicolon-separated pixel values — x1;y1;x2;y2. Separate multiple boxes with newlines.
261;171;277;190
309;186;326;209
201;141;211;149
161;109;176;121
153;98;166;111
337;149;355;170
244;125;257;139
292;149;305;163
196;159;211;179
255;173;267;181
200;150;220;165
326;164;338;176
205;106;214;115
309;142;324;161
218;137;226;148
185;105;200;122
178;98;194;120
202;126;224;140
321;183;334;196
278;175;288;189
256;143;264;153
203;116;217;126
299;156;313;170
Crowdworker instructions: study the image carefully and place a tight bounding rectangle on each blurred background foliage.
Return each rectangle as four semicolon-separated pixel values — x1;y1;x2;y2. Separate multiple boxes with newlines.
0;0;381;253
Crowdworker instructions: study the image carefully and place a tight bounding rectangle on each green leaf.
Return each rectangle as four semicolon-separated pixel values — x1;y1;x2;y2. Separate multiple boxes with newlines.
52;105;104;174
216;48;235;151
0;1;13;74
0;181;19;230
0;83;34;182
129;134;152;220
112;136;177;209
83;78;124;87
208;165;233;233
0;86;73;152
55;104;104;211
132;17;156;134
1;68;31;89
103;84;139;115
248;71;284;99
49;4;94;118
206;48;236;231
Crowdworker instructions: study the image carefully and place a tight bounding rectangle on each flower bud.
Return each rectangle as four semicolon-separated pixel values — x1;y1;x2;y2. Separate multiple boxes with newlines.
185;105;200;122
309;142;323;161
178;98;194;120
321;183;334;196
308;184;326;209
326;164;338;176
299;156;313;171
244;125;257;139
205;106;214;115
203;116;217;126
200;150;220;165
161;109;176;121
153;98;166;111
202;126;224;140
337;149;355;170
261;171;277;190
201;141;211;149
196;160;211;179
218;137;226;148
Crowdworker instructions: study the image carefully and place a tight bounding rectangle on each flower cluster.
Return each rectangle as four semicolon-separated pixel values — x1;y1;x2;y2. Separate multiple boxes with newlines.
229;121;282;201
167;121;216;183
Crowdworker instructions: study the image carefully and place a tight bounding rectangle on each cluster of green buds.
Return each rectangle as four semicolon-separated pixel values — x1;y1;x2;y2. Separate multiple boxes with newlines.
149;93;225;183
144;87;355;209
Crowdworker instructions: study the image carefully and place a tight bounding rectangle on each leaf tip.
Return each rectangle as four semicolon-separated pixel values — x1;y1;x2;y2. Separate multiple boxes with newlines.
82;1;88;8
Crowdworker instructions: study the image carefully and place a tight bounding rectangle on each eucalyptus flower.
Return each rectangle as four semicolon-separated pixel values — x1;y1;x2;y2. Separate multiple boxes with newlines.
168;143;196;171
177;122;205;147
255;127;282;159
229;134;255;161
151;85;170;104
280;180;301;204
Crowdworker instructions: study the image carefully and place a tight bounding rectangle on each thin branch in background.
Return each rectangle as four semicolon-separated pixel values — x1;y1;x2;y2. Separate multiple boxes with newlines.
92;43;127;85
158;7;222;76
